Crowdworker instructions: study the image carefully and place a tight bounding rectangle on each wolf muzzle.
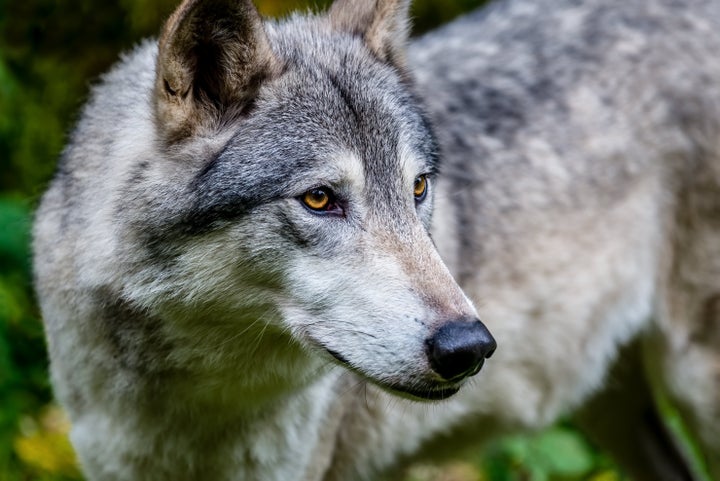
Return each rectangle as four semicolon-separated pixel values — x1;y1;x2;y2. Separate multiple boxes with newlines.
426;319;497;382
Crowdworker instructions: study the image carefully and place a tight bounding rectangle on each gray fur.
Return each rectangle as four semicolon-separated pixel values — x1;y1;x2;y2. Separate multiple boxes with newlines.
33;0;720;480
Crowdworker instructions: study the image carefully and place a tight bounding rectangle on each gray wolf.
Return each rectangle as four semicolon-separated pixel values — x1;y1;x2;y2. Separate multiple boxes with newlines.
33;0;720;480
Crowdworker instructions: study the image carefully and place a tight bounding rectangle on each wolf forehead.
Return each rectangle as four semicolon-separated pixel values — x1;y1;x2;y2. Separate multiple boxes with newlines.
229;18;440;173
175;20;440;223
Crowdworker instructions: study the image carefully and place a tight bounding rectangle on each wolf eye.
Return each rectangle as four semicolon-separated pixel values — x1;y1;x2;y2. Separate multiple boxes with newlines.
300;187;342;215
414;175;428;202
302;188;331;210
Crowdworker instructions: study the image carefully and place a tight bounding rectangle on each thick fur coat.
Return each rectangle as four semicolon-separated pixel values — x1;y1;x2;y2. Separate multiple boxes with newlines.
33;0;720;480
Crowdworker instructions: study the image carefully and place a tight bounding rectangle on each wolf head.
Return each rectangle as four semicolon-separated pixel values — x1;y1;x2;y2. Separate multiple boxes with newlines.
120;0;495;401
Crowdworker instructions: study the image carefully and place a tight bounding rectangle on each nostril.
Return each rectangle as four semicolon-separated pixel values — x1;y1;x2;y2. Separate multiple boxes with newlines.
426;319;497;382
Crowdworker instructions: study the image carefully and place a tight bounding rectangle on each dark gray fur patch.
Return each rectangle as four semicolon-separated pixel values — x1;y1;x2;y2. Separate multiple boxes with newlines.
95;288;176;376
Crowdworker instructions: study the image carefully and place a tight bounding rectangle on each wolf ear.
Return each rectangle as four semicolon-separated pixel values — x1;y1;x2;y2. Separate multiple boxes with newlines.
328;0;412;70
155;0;279;142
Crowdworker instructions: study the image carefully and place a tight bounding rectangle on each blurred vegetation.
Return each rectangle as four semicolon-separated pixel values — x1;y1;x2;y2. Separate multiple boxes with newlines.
0;0;664;480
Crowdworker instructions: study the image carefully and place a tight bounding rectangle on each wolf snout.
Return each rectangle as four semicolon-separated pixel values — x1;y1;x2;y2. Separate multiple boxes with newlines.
426;319;497;382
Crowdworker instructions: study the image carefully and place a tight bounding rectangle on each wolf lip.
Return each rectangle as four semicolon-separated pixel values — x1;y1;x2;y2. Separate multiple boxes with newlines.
325;347;461;401
386;383;461;401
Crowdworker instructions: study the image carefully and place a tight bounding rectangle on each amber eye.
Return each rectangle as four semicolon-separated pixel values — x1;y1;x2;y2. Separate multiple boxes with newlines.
414;175;428;202
302;188;332;211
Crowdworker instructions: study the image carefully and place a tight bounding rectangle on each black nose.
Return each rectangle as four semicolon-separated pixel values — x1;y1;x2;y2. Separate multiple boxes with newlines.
426;319;497;382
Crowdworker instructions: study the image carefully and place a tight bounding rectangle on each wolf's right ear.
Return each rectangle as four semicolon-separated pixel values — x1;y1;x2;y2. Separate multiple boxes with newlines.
155;0;280;142
328;0;412;71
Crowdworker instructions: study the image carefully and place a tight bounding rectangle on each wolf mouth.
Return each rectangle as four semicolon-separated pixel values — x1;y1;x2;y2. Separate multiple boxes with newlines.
386;383;461;401
325;347;461;401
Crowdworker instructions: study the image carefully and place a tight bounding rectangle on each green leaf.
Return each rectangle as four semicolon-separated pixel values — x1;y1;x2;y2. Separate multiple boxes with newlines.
530;427;595;476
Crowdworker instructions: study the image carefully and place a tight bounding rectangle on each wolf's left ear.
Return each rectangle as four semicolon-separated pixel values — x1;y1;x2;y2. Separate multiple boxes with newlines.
328;0;412;70
155;0;280;142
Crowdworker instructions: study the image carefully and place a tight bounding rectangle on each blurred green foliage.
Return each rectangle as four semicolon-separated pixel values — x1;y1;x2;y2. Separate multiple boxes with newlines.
0;0;635;480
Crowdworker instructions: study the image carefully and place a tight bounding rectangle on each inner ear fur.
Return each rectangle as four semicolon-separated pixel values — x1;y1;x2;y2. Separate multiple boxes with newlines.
155;0;280;142
328;0;412;70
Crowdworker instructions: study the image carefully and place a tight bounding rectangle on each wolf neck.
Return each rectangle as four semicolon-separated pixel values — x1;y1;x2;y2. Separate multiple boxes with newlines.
176;341;331;412
96;367;345;481
99;301;343;478
146;310;332;412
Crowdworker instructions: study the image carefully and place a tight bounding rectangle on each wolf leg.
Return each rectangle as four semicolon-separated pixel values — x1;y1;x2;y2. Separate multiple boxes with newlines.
653;167;720;480
574;338;695;481
649;295;720;481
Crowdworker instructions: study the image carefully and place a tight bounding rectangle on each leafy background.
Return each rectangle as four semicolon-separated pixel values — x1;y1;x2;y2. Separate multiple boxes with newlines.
0;0;686;479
